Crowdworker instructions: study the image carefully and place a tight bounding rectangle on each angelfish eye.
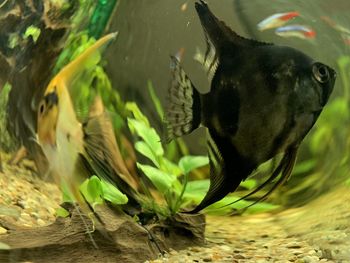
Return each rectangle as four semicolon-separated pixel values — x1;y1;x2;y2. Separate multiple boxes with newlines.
39;102;45;115
312;63;330;83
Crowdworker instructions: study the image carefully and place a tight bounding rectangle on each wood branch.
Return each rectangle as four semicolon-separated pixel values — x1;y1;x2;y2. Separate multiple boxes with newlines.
0;204;205;263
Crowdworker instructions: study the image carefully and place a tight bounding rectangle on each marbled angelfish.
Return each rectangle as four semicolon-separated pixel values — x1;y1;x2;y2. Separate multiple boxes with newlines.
165;1;336;213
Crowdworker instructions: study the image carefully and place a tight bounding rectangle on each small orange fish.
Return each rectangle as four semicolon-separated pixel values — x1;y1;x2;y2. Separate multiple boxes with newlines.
275;25;316;39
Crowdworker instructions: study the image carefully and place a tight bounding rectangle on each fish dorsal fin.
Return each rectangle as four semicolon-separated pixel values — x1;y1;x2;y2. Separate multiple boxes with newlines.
195;1;272;57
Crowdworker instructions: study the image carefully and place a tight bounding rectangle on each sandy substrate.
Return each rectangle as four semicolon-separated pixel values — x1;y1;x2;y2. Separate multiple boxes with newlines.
0;153;349;262
0;153;61;229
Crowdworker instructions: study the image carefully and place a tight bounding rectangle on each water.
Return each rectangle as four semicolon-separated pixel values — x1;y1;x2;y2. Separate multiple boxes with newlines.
0;0;349;262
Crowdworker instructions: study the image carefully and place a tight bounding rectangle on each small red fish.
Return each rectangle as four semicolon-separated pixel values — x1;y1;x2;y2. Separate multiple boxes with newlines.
321;16;350;35
341;33;350;46
275;25;316;39
258;11;300;31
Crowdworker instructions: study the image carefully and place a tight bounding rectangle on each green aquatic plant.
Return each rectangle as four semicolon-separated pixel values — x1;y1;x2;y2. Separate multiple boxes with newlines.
127;100;278;216
127;105;208;216
88;0;118;39
0;83;18;152
57;175;128;217
23;26;41;43
80;175;128;208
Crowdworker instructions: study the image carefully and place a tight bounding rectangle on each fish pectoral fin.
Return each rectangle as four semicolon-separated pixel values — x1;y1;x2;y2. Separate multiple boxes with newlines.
189;131;241;213
164;56;201;142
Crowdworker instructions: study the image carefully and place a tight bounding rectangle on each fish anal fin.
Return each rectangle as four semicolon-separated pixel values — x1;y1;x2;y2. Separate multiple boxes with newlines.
221;147;299;211
190;130;253;213
240;147;298;210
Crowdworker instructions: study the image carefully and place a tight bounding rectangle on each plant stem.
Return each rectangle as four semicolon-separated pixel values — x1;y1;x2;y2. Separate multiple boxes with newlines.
173;172;189;213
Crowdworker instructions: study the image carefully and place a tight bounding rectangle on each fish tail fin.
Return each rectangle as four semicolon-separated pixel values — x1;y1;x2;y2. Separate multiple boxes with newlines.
164;56;201;142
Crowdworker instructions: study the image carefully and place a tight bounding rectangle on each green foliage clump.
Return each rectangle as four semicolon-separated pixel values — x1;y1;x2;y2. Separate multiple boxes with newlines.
127;99;278;216
0;83;17;152
80;175;128;208
126;103;208;216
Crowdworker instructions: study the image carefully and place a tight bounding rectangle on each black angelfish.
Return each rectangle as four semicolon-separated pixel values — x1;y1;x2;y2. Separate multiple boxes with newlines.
165;1;336;213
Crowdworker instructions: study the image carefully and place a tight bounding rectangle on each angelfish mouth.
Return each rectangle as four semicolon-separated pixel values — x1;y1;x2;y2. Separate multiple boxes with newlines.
38;132;57;149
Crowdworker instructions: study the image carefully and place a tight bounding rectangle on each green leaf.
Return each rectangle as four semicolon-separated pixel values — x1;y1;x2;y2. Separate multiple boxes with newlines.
88;176;103;201
239;179;257;190
56;207;70;218
8;33;19;49
61;182;74;203
161;158;182;177
23;25;41;42
204;195;279;215
293;159;316;175
127;118;164;156
80;176;104;206
178;155;209;175
244;202;280;214
137;163;176;195
310;126;329;154
182;180;279;215
0;242;10;250
135;141;159;167
147;80;164;119
183;179;210;200
125;102;150;126
100;180;128;205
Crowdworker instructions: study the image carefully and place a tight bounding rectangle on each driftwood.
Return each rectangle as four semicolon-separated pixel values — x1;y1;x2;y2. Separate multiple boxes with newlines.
0;204;205;263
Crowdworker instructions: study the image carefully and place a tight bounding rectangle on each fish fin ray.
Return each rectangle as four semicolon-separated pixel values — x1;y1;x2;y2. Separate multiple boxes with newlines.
240;147;298;210
220;147;298;210
189;131;242;213
195;1;272;52
164;56;201;142
82;99;141;203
